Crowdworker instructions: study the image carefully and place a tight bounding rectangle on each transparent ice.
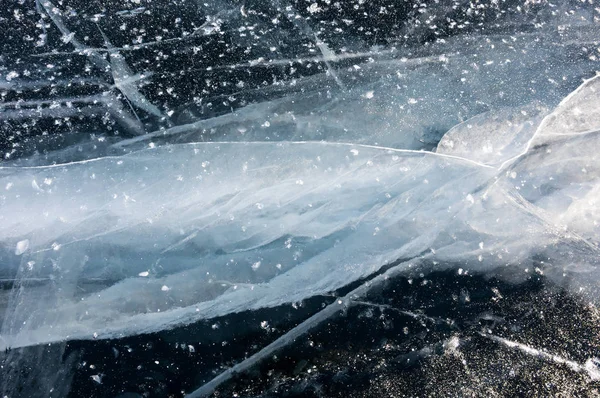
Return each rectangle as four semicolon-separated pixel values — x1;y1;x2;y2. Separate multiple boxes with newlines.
1;0;600;395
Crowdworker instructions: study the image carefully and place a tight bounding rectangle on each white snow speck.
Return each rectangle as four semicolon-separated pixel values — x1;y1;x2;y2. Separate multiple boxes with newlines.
61;32;75;43
15;240;29;255
31;179;43;192
161;285;170;291
307;3;321;13
6;71;19;81
91;374;102;384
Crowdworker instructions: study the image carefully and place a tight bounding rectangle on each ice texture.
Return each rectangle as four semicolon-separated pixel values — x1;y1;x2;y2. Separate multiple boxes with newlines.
2;0;600;161
1;0;600;360
2;73;600;349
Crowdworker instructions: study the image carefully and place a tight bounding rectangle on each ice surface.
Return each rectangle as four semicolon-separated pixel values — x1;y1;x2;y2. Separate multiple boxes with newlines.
2;76;600;350
436;103;549;166
114;29;599;153
3;0;600;162
0;141;486;347
502;75;600;243
1;0;600;366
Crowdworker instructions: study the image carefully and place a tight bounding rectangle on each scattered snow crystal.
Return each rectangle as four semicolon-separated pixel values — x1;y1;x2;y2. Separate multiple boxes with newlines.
15;240;29;255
